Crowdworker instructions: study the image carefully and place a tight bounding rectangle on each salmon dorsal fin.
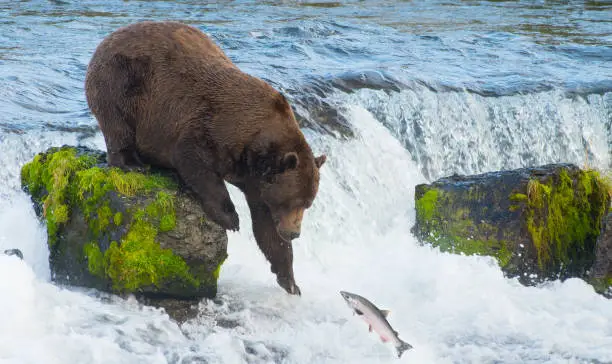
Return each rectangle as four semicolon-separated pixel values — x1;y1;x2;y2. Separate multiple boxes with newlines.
380;309;390;317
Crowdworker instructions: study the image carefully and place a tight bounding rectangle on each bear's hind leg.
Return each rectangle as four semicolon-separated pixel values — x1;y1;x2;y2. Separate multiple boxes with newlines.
87;54;150;172
95;108;146;172
245;192;301;296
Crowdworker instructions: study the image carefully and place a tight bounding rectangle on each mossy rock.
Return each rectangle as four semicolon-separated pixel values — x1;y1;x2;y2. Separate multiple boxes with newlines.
412;163;610;290
20;145;228;299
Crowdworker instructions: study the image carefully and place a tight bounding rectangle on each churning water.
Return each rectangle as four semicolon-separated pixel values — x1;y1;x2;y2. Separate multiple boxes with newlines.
1;1;611;363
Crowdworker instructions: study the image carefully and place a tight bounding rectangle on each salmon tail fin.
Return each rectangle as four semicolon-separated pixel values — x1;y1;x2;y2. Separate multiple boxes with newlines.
396;339;413;358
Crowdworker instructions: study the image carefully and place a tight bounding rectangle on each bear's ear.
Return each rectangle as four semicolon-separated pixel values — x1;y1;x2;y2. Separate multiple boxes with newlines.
279;152;299;172
315;154;327;169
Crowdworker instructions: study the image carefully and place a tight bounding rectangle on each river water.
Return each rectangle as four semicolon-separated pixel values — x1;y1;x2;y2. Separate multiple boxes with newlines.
0;1;611;363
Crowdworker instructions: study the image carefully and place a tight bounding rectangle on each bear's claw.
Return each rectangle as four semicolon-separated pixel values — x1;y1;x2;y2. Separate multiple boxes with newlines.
218;199;240;231
224;210;240;231
108;150;148;173
277;276;301;296
121;165;148;174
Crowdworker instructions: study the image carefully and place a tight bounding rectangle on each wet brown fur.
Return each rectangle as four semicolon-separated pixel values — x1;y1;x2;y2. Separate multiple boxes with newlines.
84;21;326;295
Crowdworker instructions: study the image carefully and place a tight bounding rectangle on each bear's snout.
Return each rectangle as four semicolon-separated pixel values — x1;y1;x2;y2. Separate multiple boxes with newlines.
277;228;300;242
277;207;304;241
277;222;301;241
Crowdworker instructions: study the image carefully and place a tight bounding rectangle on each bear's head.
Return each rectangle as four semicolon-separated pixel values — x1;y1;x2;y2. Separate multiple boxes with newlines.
241;91;327;241
258;151;326;241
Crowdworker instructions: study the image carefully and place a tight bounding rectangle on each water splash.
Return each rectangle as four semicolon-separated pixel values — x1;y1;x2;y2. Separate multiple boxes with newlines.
1;106;612;363
344;87;611;181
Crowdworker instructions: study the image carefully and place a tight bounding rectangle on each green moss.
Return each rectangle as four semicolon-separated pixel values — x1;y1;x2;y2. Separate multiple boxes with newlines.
53;204;69;223
55;156;177;244
509;193;528;212
521;169;610;273
510;193;528;202
84;241;104;277
496;242;513;267
113;212;123;226
415;185;514;268
442;236;513;267
590;277;612;296
416;188;439;222
20;154;44;196
103;219;199;292
415;187;444;242
74;164;189;292
85;216;201;292
20;147;97;246
145;191;176;232
76;166;175;213
159;215;176;233
106;168;176;196
90;202;113;236
212;256;226;281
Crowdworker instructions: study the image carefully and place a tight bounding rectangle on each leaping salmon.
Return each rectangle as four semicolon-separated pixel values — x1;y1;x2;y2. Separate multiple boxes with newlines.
340;290;413;358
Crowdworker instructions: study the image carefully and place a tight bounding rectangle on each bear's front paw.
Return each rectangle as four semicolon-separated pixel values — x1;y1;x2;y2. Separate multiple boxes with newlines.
219;199;240;231
108;159;146;173
108;151;147;173
122;165;148;174
226;210;240;231
214;209;239;231
277;276;301;296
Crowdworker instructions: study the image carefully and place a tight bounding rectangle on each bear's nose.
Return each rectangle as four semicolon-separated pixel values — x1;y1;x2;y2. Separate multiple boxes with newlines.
289;231;300;240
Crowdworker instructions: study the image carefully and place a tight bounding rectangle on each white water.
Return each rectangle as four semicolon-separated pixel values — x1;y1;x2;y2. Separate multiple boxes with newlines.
1;104;612;364
346;88;611;181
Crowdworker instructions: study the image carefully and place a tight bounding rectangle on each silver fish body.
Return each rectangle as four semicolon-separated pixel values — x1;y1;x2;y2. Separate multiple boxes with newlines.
340;290;413;358
3;249;23;260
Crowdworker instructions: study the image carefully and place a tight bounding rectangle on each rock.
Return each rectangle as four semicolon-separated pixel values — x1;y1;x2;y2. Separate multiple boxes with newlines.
412;163;610;287
590;212;612;297
20;145;228;300
293;95;353;139
3;249;23;260
266;70;407;140
139;297;202;324
327;70;405;94
288;71;405;139
260;76;354;139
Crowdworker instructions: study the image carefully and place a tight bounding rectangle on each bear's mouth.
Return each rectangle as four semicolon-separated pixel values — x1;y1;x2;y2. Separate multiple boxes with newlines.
273;217;299;241
274;208;304;242
277;228;299;242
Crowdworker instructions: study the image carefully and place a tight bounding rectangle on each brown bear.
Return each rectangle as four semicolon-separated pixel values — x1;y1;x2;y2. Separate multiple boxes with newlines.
84;21;326;295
